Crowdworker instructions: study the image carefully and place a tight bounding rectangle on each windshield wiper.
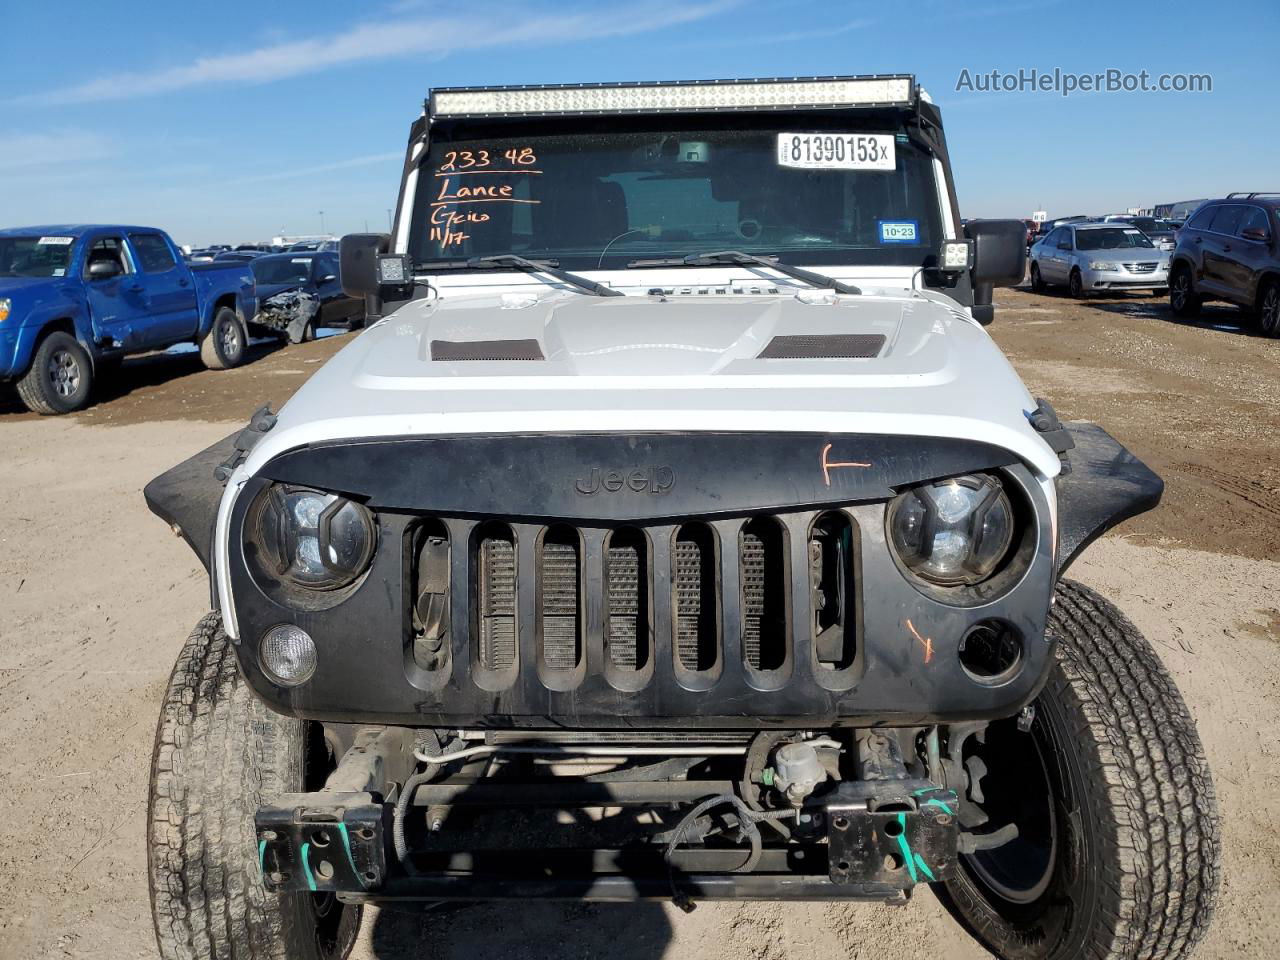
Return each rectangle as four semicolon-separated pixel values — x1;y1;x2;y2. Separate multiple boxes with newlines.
626;250;861;296
416;254;623;297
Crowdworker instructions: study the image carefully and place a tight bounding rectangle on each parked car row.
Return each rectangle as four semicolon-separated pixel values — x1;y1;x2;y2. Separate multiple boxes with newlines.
185;238;338;263
1025;193;1280;337
0;224;366;414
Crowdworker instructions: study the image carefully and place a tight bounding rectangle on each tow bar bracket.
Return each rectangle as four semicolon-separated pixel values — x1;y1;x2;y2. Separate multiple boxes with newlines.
256;793;387;894
825;780;959;887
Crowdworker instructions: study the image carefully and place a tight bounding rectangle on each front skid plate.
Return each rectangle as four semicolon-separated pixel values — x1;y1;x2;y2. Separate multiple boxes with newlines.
255;782;958;900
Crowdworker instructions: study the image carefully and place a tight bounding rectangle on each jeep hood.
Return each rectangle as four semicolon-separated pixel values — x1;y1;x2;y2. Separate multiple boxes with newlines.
242;291;1059;478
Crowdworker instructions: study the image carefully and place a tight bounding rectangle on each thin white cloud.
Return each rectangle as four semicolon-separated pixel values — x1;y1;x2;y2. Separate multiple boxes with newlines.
218;151;404;187
0;130;114;172
17;1;739;106
699;17;878;46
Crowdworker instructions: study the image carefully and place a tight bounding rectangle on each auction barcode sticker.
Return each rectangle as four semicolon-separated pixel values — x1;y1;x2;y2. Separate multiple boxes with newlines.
776;133;895;170
38;236;74;245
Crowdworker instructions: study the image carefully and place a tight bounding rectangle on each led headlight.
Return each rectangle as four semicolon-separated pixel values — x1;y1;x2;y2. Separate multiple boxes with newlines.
887;474;1014;586
245;484;376;592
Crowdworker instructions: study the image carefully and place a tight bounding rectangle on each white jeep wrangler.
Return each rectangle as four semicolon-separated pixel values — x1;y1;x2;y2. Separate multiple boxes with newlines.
144;76;1218;960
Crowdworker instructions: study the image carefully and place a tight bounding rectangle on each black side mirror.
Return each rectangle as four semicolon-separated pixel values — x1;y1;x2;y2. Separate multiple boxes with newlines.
964;220;1028;326
87;259;122;280
966;219;1028;286
339;233;391;298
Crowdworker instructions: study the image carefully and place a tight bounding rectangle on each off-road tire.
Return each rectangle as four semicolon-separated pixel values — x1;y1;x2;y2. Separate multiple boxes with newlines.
200;306;248;370
16;330;94;415
1068;268;1086;299
148;613;361;960
1257;279;1280;337
943;579;1220;960
1029;263;1045;293
1169;264;1202;317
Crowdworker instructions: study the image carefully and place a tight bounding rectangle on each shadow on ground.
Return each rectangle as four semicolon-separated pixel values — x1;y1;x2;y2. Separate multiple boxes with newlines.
1080;298;1259;336
366;901;674;960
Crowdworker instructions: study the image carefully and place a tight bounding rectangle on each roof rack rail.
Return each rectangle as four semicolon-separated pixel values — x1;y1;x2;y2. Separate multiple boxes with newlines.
1226;192;1280;199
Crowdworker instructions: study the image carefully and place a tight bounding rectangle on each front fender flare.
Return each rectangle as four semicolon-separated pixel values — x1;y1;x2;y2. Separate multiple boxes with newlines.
143;433;238;571
1055;422;1163;575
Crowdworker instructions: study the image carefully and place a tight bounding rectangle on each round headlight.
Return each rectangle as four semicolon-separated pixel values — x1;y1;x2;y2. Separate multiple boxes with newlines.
246;484;376;592
887;474;1014;586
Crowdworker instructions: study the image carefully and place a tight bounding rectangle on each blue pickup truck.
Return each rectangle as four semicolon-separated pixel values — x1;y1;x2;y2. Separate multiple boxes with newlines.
0;225;257;414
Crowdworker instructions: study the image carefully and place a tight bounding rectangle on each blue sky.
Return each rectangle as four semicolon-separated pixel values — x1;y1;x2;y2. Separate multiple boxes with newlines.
2;0;1272;246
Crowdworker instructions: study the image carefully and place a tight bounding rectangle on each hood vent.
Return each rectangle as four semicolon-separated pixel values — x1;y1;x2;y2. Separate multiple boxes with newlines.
431;339;544;361
757;334;886;360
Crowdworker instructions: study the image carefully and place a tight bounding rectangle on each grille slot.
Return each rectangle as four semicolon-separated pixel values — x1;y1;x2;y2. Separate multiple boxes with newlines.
674;525;718;672
606;529;648;670
809;512;856;669
740;519;787;671
540;529;581;671
477;528;516;670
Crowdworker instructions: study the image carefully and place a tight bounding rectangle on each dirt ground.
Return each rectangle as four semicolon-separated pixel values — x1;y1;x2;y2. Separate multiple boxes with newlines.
1;288;1278;960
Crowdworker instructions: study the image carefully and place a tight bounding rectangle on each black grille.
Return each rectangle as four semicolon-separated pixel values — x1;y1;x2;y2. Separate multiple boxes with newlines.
432;338;545;361
757;334;886;359
438;513;859;689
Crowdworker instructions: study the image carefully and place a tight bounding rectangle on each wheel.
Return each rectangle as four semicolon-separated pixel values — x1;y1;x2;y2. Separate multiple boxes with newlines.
16;330;93;415
148;614;361;960
200;306;248;369
1169;264;1202;317
1067;268;1086;299
1257;279;1280;337
1029;263;1045;293
942;580;1219;960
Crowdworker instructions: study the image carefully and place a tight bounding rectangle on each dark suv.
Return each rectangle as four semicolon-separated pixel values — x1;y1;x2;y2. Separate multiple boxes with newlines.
1169;193;1280;335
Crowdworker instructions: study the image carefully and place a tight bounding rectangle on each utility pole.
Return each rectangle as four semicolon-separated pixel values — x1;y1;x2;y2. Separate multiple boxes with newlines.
386;209;393;231
319;211;326;235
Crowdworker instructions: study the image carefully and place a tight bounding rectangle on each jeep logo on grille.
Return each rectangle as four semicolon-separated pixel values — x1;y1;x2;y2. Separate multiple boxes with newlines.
575;466;675;496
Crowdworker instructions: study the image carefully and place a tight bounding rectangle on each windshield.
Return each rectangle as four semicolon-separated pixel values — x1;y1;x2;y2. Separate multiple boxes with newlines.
253;257;313;285
1076;228;1155;251
1124;217;1162;233
0;235;76;278
409;116;945;270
